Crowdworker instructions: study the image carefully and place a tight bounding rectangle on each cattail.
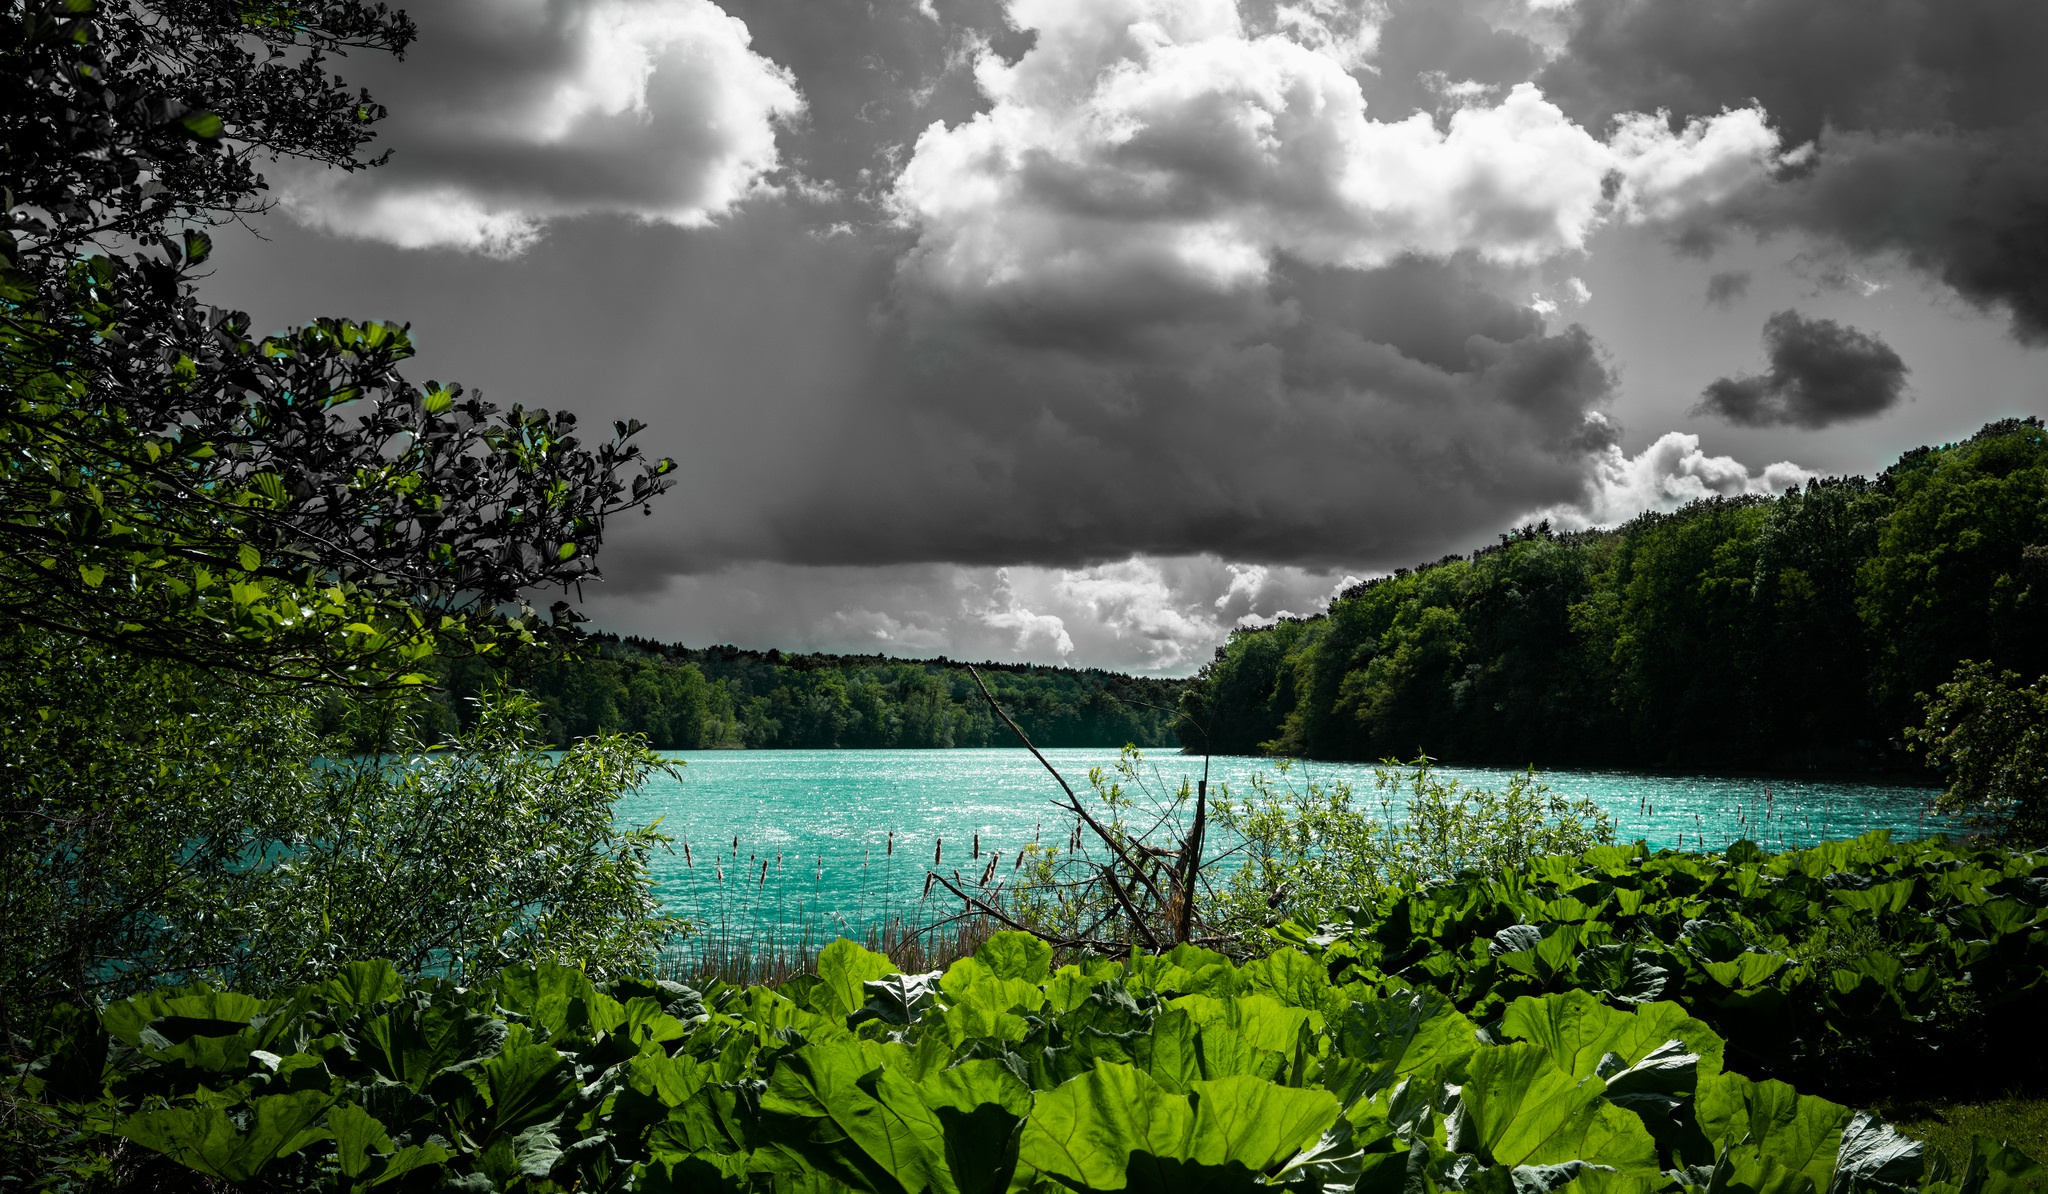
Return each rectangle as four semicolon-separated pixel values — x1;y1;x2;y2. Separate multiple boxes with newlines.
1013;851;1024;872
887;831;894;856
934;838;942;866
973;833;980;860
760;859;769;887
922;872;935;898
981;854;999;886
716;866;724;883
732;836;738;856
684;840;693;868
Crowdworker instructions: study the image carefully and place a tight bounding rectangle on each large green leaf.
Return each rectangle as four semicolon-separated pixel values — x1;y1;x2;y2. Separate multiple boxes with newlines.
817;938;900;1021
480;1043;579;1136
1186;1075;1340;1171
761;1040;954;1194
118;1089;335;1181
1455;1043;1659;1174
354;1002;509;1090
1018;1063;1195;1192
918;1060;1034;1194
1694;1073;1853;1193
1499;991;1724;1082
327;1102;451;1186
324;960;405;1007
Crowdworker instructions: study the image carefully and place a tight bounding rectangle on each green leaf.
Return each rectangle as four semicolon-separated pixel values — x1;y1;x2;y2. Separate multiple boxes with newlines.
1018;1062;1195;1192
323;960;403;1006
816;938;899;1021
761;1040;952;1194
1500;991;1724;1083
238;544;261;572
976;931;1055;983
1455;1043;1660;1174
918;1061;1032;1194
180;110;224;138
1826;1111;1922;1194
480;1043;578;1134
1186;1075;1341;1172
1694;1073;1853;1194
182;229;213;266
119;1090;335;1181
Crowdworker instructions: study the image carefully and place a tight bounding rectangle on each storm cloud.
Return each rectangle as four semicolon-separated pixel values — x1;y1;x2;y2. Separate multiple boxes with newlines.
1540;0;2048;340
1696;310;1908;429
197;0;2046;669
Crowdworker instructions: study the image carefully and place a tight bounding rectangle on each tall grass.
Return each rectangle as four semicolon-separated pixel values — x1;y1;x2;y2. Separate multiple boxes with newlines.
655;826;1014;988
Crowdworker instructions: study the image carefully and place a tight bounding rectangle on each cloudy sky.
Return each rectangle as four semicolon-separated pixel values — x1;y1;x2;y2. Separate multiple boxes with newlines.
209;0;2048;674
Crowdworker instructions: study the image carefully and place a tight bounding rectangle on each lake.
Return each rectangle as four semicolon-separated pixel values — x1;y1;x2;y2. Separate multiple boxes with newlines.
616;748;1950;943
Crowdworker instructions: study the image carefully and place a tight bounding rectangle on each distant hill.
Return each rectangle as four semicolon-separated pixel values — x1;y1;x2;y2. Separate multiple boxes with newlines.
405;635;1188;750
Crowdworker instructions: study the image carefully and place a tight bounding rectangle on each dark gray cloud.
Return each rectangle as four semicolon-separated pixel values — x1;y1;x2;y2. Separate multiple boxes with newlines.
1705;270;1750;307
1696;310;1908;428
207;0;1856;656
1539;0;2048;340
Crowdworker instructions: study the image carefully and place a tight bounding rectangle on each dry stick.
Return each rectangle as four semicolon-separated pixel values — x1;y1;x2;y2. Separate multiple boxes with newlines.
965;665;1175;918
1171;776;1208;946
1101;865;1163;951
927;869;1079;944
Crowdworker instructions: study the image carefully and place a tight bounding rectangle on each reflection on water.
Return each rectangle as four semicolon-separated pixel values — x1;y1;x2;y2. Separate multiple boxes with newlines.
615;748;1947;937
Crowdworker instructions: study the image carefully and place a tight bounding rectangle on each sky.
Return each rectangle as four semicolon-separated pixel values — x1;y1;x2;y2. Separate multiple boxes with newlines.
206;0;2048;675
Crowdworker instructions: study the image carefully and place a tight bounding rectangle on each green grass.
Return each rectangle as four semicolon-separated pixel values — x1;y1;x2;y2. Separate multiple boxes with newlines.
1877;1094;2048;1179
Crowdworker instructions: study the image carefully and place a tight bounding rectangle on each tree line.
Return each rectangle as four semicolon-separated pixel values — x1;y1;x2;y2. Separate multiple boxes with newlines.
394;639;1187;750
1178;418;2048;770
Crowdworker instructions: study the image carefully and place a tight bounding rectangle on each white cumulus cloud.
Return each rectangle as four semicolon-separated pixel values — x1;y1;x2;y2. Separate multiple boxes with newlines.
278;0;803;255
1535;425;1815;529
891;0;1785;307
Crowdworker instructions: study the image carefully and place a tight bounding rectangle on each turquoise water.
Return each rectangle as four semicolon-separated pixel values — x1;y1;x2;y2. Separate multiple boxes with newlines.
616;748;1950;938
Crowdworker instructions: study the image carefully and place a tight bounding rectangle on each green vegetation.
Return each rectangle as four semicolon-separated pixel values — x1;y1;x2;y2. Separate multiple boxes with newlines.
4;0;672;688
406;637;1186;750
1909;662;2048;841
1181;419;2048;771
1262;832;2047;1106
16;935;2041;1194
0;630;679;1032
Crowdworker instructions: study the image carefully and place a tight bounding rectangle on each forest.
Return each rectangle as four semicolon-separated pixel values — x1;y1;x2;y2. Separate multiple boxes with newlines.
1179;418;2048;770
391;639;1186;750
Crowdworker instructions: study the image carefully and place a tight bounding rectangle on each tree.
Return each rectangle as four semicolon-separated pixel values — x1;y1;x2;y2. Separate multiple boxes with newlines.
1908;660;2048;843
3;0;674;688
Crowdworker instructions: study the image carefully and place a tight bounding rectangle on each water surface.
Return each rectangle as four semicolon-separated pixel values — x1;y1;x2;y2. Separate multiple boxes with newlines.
616;749;1948;936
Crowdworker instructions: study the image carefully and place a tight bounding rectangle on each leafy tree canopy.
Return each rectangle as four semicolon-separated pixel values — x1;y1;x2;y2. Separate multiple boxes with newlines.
2;0;673;688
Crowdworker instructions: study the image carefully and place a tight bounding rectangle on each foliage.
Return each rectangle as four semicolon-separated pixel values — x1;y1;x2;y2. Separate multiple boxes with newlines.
1908;661;2048;843
0;629;316;1037
1184;419;2048;769
413;637;1186;750
2;0;673;688
0;633;678;1034
1212;757;1615;932
1267;832;2048;1103
12;933;2039;1194
244;691;683;991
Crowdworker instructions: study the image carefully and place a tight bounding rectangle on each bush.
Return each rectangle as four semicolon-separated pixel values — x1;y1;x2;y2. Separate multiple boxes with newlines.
0;632;678;1034
1909;660;2048;843
1212;755;1616;931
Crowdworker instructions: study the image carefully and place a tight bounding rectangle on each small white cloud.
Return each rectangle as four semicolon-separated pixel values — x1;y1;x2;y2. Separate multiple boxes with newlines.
1534;425;1814;529
1565;276;1592;303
